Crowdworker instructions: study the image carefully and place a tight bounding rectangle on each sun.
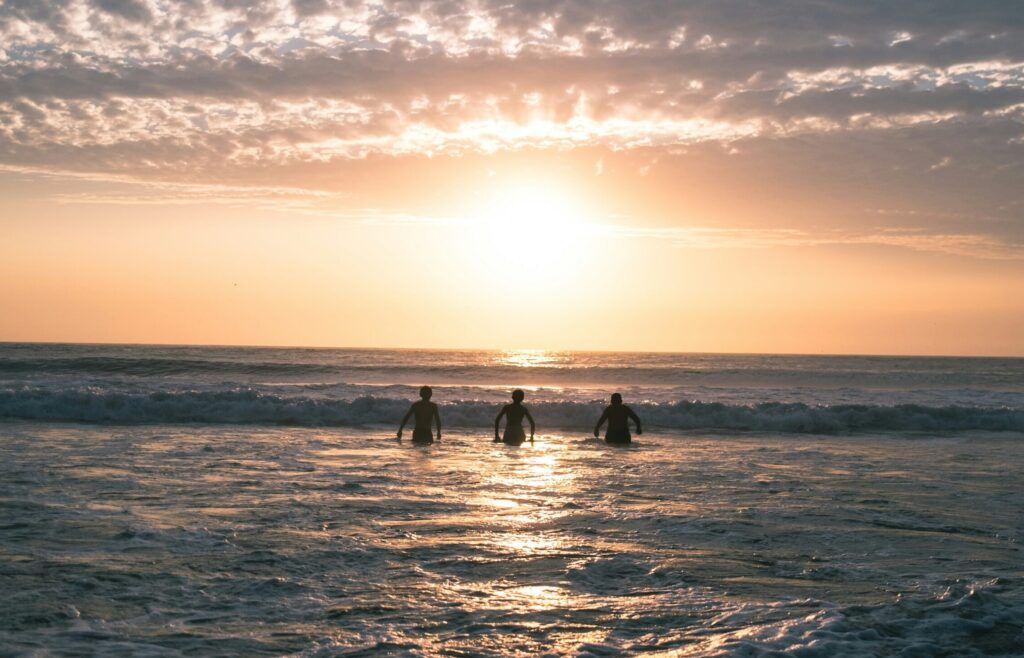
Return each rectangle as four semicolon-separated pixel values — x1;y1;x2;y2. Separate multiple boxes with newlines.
462;177;592;292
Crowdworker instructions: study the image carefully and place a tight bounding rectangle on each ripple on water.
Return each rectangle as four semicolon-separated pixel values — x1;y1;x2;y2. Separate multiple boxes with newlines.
0;424;1023;656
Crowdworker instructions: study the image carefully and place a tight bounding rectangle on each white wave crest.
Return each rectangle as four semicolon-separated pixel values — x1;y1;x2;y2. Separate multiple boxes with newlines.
1;388;1022;433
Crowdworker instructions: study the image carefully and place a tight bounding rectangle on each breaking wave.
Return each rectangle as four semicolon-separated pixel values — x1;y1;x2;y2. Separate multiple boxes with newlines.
1;387;1021;433
0;357;341;377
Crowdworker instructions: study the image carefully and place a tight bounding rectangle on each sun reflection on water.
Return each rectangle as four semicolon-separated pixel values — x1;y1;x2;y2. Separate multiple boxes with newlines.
494;349;570;368
485;441;577;493
493;584;573;612
470;441;581;559
491;531;567;555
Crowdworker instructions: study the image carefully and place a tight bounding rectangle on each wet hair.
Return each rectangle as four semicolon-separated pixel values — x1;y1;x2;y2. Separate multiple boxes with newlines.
419;386;432;400
611;393;623;404
512;389;525;403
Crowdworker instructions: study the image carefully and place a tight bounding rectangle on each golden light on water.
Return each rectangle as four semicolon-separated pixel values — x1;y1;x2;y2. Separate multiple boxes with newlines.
482;442;578;527
492;531;567;555
493;584;573;613
493;349;569;368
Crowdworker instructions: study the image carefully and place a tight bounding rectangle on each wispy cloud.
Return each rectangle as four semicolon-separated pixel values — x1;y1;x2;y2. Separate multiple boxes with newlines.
601;224;1024;260
0;162;346;212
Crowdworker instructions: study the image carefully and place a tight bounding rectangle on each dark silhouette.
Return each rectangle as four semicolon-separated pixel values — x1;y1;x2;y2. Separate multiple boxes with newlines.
494;389;535;445
594;393;642;444
398;386;441;444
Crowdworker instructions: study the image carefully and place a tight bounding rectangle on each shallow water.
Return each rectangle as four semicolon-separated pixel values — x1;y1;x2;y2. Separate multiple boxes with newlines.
2;422;1022;656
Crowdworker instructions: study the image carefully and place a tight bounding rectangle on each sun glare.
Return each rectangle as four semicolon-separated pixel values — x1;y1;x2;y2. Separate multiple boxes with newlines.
494;349;569;368
464;178;592;292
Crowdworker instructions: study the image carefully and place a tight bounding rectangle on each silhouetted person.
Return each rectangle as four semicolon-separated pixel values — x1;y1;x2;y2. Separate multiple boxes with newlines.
495;389;535;445
398;386;441;444
594;393;642;444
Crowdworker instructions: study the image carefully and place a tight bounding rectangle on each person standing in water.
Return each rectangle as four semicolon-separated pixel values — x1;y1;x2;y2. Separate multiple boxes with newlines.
594;393;642;444
397;386;442;444
494;389;535;445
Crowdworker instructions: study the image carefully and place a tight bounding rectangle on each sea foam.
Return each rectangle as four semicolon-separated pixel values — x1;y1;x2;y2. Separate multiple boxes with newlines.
2;387;1021;433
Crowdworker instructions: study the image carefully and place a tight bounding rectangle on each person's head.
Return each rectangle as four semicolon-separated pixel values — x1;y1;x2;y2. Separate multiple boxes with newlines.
512;389;525;403
419;385;432;400
611;392;623;405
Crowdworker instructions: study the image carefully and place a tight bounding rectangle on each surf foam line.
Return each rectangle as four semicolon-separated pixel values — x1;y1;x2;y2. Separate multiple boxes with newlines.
1;388;1022;433
0;357;343;376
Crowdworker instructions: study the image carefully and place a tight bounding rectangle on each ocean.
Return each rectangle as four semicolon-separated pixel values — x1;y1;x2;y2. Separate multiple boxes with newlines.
2;343;1023;656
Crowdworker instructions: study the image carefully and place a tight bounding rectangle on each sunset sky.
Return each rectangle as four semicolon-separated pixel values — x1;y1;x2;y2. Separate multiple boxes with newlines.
1;1;1022;355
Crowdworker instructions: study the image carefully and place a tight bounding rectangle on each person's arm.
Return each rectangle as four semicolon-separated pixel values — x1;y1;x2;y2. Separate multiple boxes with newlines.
594;408;609;437
397;405;414;440
433;403;442;441
525;407;536;441
494;406;506;442
627;406;642;435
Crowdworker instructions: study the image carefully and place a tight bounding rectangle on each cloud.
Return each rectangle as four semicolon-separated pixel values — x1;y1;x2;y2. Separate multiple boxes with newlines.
606;224;1024;260
0;0;1020;251
34;165;1018;260
93;0;153;23
0;161;346;212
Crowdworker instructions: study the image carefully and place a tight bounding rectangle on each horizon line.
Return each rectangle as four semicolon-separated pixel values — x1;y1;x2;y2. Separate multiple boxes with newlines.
0;339;1021;360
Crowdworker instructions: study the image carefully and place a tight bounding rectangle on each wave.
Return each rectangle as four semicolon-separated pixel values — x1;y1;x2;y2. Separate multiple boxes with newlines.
1;388;1021;433
0;357;656;379
0;357;763;378
3;355;1022;392
0;357;344;377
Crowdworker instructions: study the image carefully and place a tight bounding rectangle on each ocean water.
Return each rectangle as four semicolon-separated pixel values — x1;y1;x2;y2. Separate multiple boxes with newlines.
1;343;1023;656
